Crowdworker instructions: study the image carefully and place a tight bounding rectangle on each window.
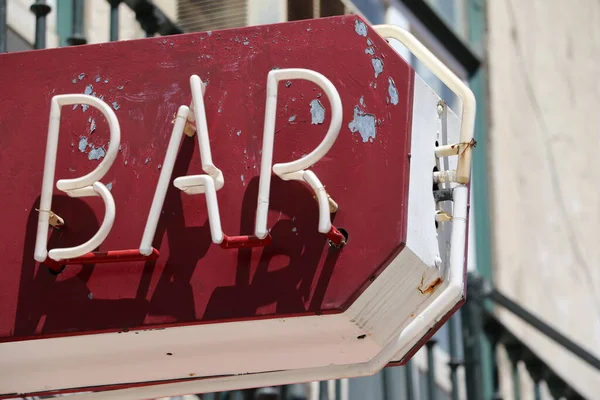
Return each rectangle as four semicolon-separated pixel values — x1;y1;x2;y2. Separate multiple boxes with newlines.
424;0;469;44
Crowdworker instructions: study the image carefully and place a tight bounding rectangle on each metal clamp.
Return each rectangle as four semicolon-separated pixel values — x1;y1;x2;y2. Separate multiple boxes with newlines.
374;24;476;184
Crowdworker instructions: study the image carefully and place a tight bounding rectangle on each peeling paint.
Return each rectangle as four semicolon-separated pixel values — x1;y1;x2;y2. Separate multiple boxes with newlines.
292;227;297;232
78;137;88;152
354;20;367;37
104;79;109;84
95;75;101;83
88;293;93;300
158;164;162;170
348;106;376;143
240;174;245;185
112;101;120;110
292;97;296;102
106;182;113;191
365;47;375;55
117;85;124;90
310;99;325;125
145;158;150;165
88;146;106;160
367;38;373;46
288;114;297;122
82;85;93;112
285;81;292;88
236;130;241;136
89;118;96;133
71;79;76;84
418;275;443;295
78;73;85;80
243;41;249;45
388;77;399;105
359;96;365;107
371;58;384;78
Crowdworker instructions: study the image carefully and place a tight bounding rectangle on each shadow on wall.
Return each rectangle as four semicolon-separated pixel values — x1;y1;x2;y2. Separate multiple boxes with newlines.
13;145;340;338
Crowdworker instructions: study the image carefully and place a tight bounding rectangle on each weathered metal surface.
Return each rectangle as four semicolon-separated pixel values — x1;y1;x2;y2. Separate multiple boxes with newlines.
0;15;414;341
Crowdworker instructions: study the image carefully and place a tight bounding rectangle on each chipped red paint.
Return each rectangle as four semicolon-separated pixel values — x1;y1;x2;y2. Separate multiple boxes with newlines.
0;16;415;343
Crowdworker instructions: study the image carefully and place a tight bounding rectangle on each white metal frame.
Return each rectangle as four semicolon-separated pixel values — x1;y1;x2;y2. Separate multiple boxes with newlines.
374;24;476;184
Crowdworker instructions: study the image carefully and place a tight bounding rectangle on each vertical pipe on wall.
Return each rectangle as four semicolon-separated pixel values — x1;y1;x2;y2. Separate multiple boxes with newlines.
286;383;309;400
30;0;51;49
533;381;542;400
67;0;86;45
318;381;328;400
447;314;461;400
0;0;6;52
334;380;342;400
491;344;504;400
404;360;415;399
426;340;437;400
109;0;120;41
512;359;521;400
382;368;394;400
462;274;485;400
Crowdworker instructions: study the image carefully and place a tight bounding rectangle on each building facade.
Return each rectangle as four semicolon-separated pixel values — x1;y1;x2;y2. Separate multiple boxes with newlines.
2;0;598;399
488;1;600;399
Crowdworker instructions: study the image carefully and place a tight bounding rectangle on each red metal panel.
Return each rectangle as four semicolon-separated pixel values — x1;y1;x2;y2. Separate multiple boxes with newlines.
0;15;414;341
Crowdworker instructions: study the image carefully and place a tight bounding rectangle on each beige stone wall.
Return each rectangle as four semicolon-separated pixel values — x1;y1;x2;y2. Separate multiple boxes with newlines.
487;0;600;398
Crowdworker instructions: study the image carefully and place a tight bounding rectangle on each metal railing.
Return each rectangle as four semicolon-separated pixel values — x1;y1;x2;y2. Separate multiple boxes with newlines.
0;0;182;53
462;273;599;400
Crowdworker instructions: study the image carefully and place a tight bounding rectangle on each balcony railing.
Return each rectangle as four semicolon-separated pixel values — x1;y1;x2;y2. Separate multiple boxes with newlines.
0;0;182;53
